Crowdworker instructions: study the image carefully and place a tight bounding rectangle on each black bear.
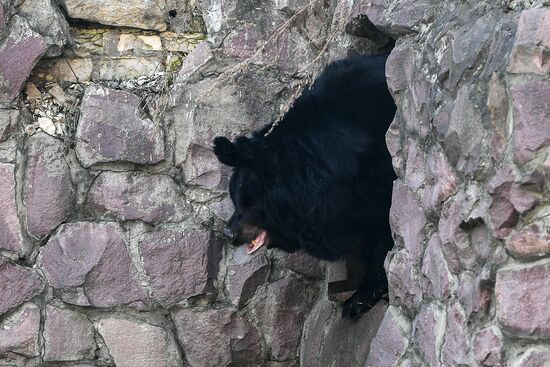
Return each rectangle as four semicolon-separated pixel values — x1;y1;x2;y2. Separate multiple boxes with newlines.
213;54;396;319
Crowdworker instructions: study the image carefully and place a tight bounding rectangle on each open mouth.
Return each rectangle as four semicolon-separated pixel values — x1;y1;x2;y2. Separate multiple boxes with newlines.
246;230;268;254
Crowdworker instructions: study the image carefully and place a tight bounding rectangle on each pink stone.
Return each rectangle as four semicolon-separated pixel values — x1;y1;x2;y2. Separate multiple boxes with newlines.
389;181;426;263
487;74;508;162
0;163;24;254
496;262;550;337
404;142;425;192
183;143;229;189
97;317;179;367
0;17;47;102
172;308;261;367
386;43;415;95
75;85;165;167
0;259;44;316
255;275;311;361
38;222;148;308
511;80;550;164
508;8;550;74
302;300;387;366
413;303;445;366
275;250;324;279
365;306;410;367
44;304;96;361
87;171;190;223
488;196;518;239
421;235;452;300
473;326;503;366
0;303;40;358
138;227;221;307
509;183;538;214
421;149;458;212
225;245;270;307
24;133;74;239
441;302;471;366
457;271;493;321
507;222;550;259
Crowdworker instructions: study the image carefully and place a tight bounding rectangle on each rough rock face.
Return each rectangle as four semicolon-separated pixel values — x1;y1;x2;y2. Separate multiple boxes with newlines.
172;308;262;367
38;222;148;308
0;16;47;102
0;163;25;254
76;85;165;167
62;0;168;31
138;227;221;307
1;0;549;365
0;259;44;316
87;171;189;223
365;1;550;366
23;132;74;239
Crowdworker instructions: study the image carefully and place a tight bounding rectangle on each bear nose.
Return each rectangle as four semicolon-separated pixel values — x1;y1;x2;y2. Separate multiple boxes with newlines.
223;227;234;239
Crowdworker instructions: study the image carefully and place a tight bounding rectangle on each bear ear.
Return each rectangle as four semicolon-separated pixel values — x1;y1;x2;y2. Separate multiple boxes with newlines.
213;137;238;166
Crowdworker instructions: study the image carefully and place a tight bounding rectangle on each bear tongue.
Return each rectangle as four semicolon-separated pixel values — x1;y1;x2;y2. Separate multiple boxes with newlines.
246;231;267;255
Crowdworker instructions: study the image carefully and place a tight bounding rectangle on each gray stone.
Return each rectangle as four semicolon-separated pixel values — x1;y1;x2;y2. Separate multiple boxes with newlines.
445;85;486;176
511;80;550;164
473;326;502;366
509;347;550;367
0;258;44;316
138;227;221;307
63;0;168;31
255;275;310;361
97;317;181;367
38;222;148;308
176;41;214;83
449;12;496;88
457;271;493;321
508;8;550;74
44;304;96;361
18;0;70;57
274;250;325;280
208;195;234;222
389;181;426;264
225;245;270;308
365;306;411;367
23;132;74;239
0;163;24;254
172;69;286;190
172;308;262;367
495;261;550;337
0;109;19;162
302;300;387;367
87;171;189;223
0;303;40;361
0;3;6;32
0;16;47;102
385;117;404;175
76;85;164;167
413;303;445;366
387;249;423;310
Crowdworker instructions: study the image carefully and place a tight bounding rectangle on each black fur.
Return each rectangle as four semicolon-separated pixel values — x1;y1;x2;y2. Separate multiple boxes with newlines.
213;54;396;319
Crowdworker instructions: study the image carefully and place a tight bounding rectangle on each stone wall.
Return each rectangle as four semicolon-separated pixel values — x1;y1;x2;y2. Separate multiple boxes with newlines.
0;0;549;367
